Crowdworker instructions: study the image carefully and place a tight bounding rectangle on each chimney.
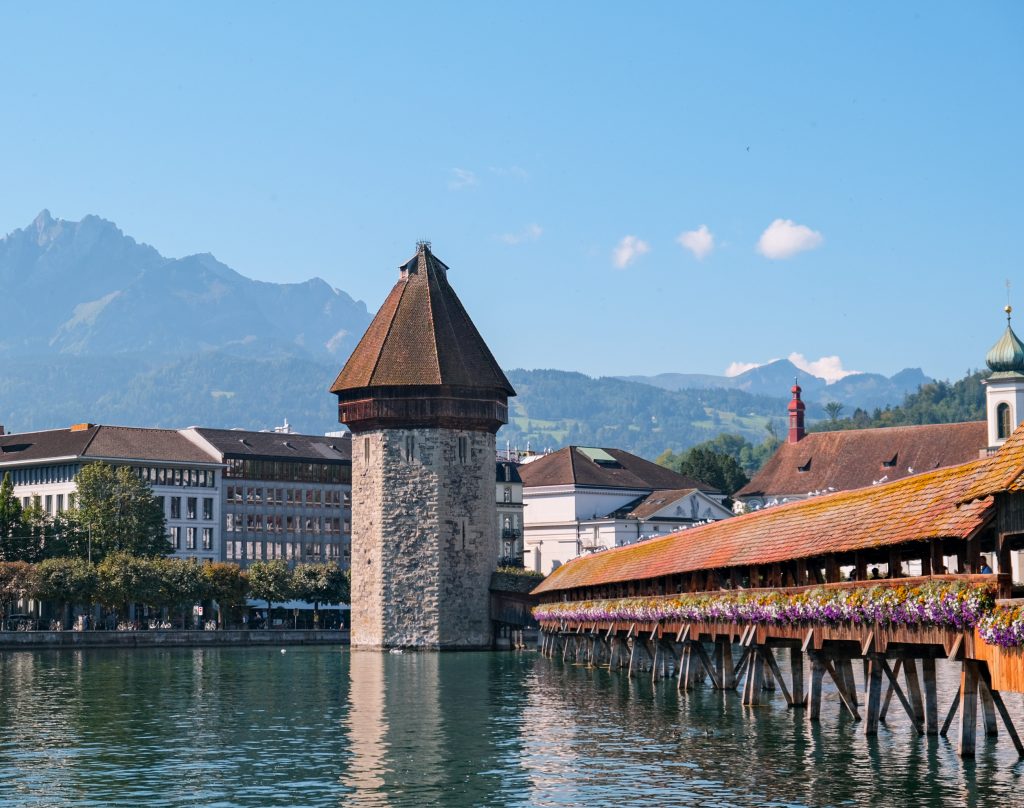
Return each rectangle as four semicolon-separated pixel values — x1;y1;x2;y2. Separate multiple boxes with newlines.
787;379;806;443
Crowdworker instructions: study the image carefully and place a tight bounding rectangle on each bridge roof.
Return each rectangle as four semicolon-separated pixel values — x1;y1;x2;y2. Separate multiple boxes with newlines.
960;422;1024;504
533;458;993;595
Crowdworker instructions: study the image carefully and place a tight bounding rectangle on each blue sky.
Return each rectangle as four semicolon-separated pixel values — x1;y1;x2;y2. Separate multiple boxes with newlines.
0;3;1021;383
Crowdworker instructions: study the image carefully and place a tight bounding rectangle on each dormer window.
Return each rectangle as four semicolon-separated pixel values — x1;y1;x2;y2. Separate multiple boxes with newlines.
882;453;898;468
797;458;812;473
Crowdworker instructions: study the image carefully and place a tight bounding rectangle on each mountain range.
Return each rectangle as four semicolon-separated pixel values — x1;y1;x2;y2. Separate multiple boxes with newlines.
620;361;932;413
0;212;925;457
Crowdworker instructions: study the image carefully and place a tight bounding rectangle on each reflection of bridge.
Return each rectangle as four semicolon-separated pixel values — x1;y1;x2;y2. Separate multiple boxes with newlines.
533;428;1024;760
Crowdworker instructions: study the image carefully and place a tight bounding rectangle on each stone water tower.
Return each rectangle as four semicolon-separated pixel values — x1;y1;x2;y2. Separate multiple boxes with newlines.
331;243;515;649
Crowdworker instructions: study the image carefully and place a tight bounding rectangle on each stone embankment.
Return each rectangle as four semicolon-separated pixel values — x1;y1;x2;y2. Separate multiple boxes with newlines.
0;629;348;650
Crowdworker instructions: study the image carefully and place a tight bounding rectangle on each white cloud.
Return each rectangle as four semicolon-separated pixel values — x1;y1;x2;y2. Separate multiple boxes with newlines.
788;352;860;383
724;360;774;377
756;218;824;259
612;235;650;269
489;165;529;181
677;225;714;260
499;223;543;245
448;168;478;190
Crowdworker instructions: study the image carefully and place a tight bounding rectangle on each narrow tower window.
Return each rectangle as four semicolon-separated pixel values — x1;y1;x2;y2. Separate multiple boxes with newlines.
363;437;370;463
458;436;468;464
405;435;415;462
998;402;1013;440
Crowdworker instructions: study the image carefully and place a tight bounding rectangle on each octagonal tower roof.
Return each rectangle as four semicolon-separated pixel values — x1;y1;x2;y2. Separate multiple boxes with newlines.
331;242;514;397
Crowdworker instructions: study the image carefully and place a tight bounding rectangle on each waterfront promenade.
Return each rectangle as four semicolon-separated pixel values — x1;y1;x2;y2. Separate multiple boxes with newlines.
0;628;347;650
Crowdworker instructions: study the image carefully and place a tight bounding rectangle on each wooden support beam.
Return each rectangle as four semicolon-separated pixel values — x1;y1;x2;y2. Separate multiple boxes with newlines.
822;657;861;721
864;656;884;735
879;658;903;721
979;674;999;738
959;660;980;759
878;657;924;735
807;651;826;721
762;646;795;707
940;685;961;737
790;648;805;707
930;539;946;575
978;663;1024;758
922;657;939;736
825;557;840;584
692;641;722;689
837;658;859;708
888;549;902;578
718;638;736;690
902;657;926;727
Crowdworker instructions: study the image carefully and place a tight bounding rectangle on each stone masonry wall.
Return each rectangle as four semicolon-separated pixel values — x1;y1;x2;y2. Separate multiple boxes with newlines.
351;427;497;649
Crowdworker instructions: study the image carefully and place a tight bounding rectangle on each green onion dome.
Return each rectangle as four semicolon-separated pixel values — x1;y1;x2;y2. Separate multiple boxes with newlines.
986;306;1024;375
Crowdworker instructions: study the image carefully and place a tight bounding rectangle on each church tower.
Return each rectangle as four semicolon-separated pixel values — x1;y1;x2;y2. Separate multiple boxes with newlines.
331;243;515;650
984;305;1024;449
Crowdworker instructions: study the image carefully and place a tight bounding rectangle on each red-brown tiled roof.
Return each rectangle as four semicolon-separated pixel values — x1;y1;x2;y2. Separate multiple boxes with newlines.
533;459;992;595
736;421;986;499
330;244;514;395
518;446;719;493
959;422;1024;504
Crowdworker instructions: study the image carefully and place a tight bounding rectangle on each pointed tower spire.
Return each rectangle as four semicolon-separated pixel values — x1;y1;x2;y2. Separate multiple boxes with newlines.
787;377;806;444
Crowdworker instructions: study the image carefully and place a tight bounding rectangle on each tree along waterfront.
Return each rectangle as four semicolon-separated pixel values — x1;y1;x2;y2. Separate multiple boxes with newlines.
0;556;349;630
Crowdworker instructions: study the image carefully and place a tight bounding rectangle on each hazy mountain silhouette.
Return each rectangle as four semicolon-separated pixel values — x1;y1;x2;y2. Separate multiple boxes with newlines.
620;359;932;413
0;210;370;360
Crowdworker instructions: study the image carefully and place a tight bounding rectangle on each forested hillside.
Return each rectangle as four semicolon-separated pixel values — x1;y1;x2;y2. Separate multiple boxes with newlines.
811;370;986;432
498;369;817;458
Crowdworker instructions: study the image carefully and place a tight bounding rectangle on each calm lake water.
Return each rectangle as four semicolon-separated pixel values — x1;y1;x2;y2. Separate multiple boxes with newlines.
0;646;1022;806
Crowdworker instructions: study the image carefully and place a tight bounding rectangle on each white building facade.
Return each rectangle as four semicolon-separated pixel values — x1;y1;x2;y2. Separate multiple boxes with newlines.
519;446;731;573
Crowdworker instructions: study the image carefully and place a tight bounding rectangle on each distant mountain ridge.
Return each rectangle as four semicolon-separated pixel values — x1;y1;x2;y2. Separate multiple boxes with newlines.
0;210;371;360
0;211;919;456
620;359;933;413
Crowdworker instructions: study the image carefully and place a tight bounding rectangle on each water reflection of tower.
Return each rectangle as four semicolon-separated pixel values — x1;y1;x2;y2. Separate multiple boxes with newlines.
342;653;444;805
342;654;519;806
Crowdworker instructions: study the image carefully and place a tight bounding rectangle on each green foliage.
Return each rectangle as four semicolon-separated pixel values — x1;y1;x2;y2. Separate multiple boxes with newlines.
0;472;43;562
0;561;35;617
498;369;809;460
291;563;349;607
248;560;293;611
68;463;169;560
95;552;162;611
811;370;987;433
33;557;98;610
203;563;249;611
156;558;208;616
657;431;781;482
824;401;844;422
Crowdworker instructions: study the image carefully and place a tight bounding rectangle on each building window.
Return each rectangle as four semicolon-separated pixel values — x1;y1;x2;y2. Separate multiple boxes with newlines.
998;402;1013;440
56;494;64;514
203;497;213;520
503;487;512;503
405;436;415;462
364;437;370;463
187;497;197;520
45;495;53;515
186;527;196;550
458;436;468;464
202;528;213;551
170;497;181;519
170;526;181;550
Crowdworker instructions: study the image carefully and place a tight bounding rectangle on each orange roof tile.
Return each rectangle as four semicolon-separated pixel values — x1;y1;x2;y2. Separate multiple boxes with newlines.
959;422;1024;504
533;459;992;595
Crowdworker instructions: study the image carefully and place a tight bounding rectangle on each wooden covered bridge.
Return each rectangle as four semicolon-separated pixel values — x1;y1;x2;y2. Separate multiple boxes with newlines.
532;426;1024;759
